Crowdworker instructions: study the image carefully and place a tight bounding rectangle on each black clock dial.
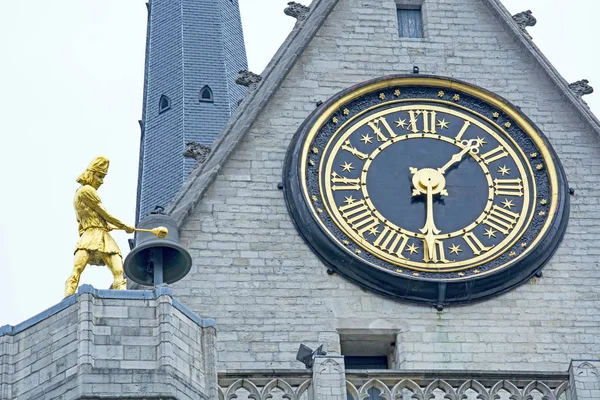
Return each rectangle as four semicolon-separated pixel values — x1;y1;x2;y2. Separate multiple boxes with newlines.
283;75;569;306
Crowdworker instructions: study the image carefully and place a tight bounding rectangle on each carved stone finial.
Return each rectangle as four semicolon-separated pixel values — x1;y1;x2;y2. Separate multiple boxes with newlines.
183;142;211;163
512;10;536;38
284;2;310;21
235;70;262;91
150;206;165;215
569;79;594;98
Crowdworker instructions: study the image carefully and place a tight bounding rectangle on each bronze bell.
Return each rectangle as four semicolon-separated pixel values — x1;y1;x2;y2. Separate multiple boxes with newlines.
124;214;192;286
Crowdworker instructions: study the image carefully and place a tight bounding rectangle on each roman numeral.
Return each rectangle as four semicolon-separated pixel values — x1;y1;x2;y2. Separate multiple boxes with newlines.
483;205;520;235
342;140;369;160
339;200;378;234
455;121;470;141
463;232;494;256
423;239;449;263
494;178;523;197
480;145;508;165
367;117;397;142
407;110;438;134
331;172;361;191
356;218;380;237
373;226;409;259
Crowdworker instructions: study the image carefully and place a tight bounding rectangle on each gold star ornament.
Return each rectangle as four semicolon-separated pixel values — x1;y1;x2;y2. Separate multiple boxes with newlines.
360;134;373;144
453;94;460;101
449;244;462;255
395;118;408;129
379;93;386;100
312;147;319;154
498;165;510;176
344;195;355;205
343;108;350;115
438;91;445;97
341;161;355;172
501;199;515;210
484;227;497;238
492;112;500;119
437;119;450;129
394;89;401;97
406;243;419;254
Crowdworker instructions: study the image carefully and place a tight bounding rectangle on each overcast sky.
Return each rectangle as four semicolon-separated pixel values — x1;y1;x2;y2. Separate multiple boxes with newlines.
0;0;598;326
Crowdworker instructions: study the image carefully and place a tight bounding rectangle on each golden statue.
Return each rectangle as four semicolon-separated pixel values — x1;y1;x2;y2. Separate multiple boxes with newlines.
64;156;135;297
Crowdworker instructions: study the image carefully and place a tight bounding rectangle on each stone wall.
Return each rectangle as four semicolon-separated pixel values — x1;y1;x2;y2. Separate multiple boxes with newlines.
176;0;600;371
0;285;217;400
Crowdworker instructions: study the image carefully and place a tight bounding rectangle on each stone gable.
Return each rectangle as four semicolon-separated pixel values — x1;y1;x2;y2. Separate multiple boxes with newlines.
175;0;600;371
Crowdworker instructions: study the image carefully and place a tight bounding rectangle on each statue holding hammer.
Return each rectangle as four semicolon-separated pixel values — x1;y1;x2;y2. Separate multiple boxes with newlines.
65;156;169;297
64;156;134;296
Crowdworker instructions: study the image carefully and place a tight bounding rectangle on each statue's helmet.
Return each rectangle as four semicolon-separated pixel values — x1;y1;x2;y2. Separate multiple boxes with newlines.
87;156;109;175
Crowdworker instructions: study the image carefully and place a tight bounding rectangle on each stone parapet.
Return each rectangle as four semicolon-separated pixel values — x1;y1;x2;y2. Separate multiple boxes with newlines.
0;285;217;400
218;363;575;400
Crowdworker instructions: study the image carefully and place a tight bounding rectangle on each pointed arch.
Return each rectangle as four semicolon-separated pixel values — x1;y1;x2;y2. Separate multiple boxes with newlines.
358;379;392;400
158;94;171;113
199;85;214;103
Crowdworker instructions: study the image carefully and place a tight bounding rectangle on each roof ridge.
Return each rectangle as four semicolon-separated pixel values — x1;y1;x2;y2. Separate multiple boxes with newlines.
483;0;600;129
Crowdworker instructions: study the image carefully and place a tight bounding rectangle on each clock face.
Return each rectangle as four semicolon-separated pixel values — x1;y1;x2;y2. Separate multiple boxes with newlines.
283;76;569;306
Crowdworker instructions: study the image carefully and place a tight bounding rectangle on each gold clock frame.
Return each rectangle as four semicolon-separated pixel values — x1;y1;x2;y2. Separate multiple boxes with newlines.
300;77;559;279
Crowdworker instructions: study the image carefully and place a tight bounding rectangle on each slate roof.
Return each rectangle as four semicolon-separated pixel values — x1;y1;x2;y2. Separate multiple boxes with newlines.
164;0;600;229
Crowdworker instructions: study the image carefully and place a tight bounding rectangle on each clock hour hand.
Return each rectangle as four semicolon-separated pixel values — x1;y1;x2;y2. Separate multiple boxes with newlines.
438;139;481;174
419;182;441;258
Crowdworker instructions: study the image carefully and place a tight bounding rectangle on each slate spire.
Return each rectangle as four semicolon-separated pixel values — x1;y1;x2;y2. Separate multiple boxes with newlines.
135;0;248;223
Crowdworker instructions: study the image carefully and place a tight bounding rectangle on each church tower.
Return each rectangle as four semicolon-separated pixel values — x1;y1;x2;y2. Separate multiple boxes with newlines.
135;0;248;222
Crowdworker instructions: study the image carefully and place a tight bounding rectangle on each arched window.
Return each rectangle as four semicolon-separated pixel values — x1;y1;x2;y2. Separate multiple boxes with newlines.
158;95;171;113
199;85;214;103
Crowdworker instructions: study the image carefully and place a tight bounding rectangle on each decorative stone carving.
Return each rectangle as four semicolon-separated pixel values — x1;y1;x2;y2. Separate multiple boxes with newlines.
150;206;165;215
284;2;310;21
183;142;211;163
345;377;568;400
236;70;263;91
512;10;536;38
220;378;312;400
569;79;594;97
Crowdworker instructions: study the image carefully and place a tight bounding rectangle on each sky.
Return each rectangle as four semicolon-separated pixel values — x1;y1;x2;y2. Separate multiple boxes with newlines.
0;0;598;326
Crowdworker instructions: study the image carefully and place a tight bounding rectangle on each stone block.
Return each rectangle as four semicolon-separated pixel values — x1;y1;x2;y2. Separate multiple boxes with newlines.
0;285;217;399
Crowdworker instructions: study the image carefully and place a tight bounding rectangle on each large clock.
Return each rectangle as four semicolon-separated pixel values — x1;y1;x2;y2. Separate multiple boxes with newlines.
283;75;569;307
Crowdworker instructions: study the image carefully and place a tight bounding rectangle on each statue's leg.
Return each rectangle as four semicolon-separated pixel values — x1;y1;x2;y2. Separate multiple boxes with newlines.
105;254;127;290
65;250;89;297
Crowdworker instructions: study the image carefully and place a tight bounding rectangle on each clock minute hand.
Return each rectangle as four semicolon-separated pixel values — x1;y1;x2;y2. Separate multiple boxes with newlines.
438;139;480;174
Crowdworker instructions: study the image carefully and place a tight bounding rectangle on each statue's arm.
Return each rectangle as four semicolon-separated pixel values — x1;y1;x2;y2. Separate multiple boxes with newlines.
94;203;130;230
80;186;131;230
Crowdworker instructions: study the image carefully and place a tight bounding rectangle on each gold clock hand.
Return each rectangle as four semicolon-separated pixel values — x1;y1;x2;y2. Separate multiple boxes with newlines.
419;179;441;258
438;139;481;174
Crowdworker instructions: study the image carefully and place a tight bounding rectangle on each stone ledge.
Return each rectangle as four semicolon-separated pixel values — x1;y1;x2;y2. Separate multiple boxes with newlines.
0;285;217;400
0;285;215;338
